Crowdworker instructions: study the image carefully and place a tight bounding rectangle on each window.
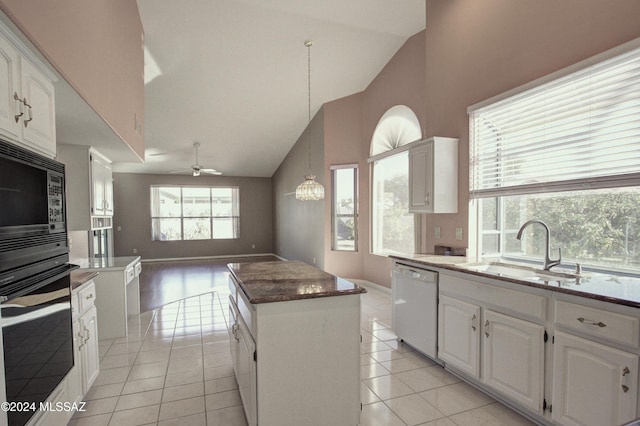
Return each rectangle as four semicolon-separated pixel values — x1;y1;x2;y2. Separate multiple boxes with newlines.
150;186;239;241
469;43;640;272
369;105;421;255
331;165;358;251
371;151;415;255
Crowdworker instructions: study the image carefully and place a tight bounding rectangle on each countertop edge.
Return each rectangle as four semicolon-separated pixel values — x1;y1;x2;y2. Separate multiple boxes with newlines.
70;271;99;291
390;255;640;309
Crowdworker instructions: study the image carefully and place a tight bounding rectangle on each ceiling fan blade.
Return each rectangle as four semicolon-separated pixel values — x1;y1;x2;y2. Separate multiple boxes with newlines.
201;168;222;175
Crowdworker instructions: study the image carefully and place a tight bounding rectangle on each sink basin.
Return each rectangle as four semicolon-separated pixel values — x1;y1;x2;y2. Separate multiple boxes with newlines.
464;262;580;283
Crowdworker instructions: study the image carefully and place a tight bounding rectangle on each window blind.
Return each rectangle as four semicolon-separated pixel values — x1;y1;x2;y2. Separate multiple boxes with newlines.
469;44;640;198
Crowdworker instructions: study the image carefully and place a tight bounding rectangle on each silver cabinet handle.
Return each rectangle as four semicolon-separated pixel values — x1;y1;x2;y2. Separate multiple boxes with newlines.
85;293;94;300
577;317;606;328
13;92;23;122
471;314;477;331
22;97;32;127
84;327;90;344
484;320;490;338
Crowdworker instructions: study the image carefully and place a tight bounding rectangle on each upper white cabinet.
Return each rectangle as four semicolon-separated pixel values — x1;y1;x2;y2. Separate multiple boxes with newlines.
0;25;56;158
408;137;458;213
57;145;114;230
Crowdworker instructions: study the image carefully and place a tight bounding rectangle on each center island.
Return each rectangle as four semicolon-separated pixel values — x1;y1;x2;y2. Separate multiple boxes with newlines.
226;260;366;426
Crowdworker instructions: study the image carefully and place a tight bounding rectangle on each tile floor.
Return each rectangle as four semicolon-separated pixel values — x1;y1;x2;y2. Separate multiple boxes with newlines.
69;282;536;426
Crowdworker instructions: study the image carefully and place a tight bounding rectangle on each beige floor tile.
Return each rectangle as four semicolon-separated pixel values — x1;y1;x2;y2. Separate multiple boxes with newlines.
360;401;406;426
385;394;445;426
167;355;204;374
158;412;207;426
361;382;381;404
205;376;238;394
419;382;494;416
363;375;414;400
203;351;232;368
93;367;131;387
380;357;427;374
448;406;505;426
172;334;203;348
128;360;168;381
68;413;112;426
361;361;391;379
159;396;206;420
85;383;125;401
419;418;458;426
135;348;171;364
115;389;162;411
370;349;406;363
121;376;165;395
100;353;137;370
204;365;235;380
206;405;248;426
105;342;142;356
483;402;537;426
395;365;460;393
162;382;205;402
202;341;229;355
204;389;242;411
164;370;204;387
170;344;203;359
108;404;160;426
73;397;119;418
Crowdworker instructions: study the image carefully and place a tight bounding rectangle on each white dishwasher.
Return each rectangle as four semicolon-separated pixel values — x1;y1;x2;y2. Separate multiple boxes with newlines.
392;262;439;362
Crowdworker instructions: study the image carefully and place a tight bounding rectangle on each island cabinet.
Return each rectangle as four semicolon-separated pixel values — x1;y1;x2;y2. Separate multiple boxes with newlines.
227;260;366;426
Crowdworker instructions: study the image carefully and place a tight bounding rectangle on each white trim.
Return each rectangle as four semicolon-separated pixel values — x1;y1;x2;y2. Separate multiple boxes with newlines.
367;139;425;163
0;18;58;82
346;278;391;294
330;163;358;170
468;36;640;113
141;253;285;263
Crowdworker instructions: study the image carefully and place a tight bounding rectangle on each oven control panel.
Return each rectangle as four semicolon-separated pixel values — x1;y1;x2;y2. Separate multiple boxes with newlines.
48;173;65;225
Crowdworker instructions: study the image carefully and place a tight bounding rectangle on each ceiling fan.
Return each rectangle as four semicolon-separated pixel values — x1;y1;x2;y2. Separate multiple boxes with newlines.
170;142;222;177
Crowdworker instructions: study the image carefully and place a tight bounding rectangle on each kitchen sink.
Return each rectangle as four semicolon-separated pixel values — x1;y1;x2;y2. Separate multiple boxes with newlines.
463;262;581;283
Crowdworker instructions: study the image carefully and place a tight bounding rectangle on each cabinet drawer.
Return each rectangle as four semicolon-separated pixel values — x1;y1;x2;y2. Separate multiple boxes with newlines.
555;300;640;348
77;281;97;317
134;262;142;277
125;266;135;284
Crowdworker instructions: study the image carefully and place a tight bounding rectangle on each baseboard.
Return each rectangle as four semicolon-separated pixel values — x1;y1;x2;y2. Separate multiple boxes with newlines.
141;253;284;263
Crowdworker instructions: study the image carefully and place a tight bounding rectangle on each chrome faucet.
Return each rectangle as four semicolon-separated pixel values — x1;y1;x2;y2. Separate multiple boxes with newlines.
516;219;561;271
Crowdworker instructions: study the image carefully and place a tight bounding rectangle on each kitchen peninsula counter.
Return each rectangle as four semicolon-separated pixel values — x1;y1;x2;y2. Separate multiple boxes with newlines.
227;259;366;303
226;260;363;426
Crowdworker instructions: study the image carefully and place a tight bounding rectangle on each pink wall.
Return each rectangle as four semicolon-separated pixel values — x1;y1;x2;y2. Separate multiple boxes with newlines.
422;0;640;253
0;0;145;159
323;0;640;288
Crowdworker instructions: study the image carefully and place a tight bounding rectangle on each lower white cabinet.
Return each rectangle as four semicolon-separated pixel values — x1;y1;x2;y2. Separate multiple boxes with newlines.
235;314;257;426
552;331;639;426
483;310;544;413
71;280;100;398
438;294;480;378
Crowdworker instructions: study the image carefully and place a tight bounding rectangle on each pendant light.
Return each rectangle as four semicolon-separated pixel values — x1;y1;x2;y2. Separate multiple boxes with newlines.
296;40;324;201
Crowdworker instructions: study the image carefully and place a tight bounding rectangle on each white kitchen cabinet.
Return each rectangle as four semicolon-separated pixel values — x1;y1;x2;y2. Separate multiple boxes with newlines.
72;280;100;396
552;331;638;426
235;312;257;426
0;24;56;158
408;137;458;213
438;294;480;378
483;309;544;413
57;145;114;230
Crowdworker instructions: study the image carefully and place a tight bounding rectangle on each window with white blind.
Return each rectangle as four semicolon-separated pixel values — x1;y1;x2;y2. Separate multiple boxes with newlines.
150;186;239;241
469;41;640;271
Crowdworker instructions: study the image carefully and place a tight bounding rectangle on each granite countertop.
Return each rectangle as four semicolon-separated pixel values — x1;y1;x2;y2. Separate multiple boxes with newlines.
70;271;99;291
227;260;367;304
71;256;141;271
390;254;640;309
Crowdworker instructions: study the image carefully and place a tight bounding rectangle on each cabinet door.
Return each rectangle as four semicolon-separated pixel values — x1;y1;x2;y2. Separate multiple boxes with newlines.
483;310;544;413
20;57;55;157
80;305;100;394
552;331;639;426
237;316;257;426
409;142;433;213
228;299;238;376
438;295;480;378
103;161;114;216
0;33;20;142
91;153;106;216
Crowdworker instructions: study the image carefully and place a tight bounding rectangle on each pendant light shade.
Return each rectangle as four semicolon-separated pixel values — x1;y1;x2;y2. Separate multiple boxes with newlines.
296;40;324;201
296;175;325;200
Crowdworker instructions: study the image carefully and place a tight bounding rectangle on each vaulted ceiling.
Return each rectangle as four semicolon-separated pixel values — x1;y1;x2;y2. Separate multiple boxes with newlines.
111;0;425;177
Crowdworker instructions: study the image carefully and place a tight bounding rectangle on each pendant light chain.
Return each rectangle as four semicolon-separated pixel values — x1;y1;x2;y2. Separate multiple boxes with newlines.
295;39;324;201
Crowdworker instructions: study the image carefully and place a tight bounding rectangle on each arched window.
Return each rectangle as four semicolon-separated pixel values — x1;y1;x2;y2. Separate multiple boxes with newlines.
369;105;422;255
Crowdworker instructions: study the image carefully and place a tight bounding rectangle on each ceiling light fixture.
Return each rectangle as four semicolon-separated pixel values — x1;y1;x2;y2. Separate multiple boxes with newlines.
295;40;324;201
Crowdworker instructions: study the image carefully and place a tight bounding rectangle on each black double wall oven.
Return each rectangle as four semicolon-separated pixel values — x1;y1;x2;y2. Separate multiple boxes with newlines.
0;138;74;426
